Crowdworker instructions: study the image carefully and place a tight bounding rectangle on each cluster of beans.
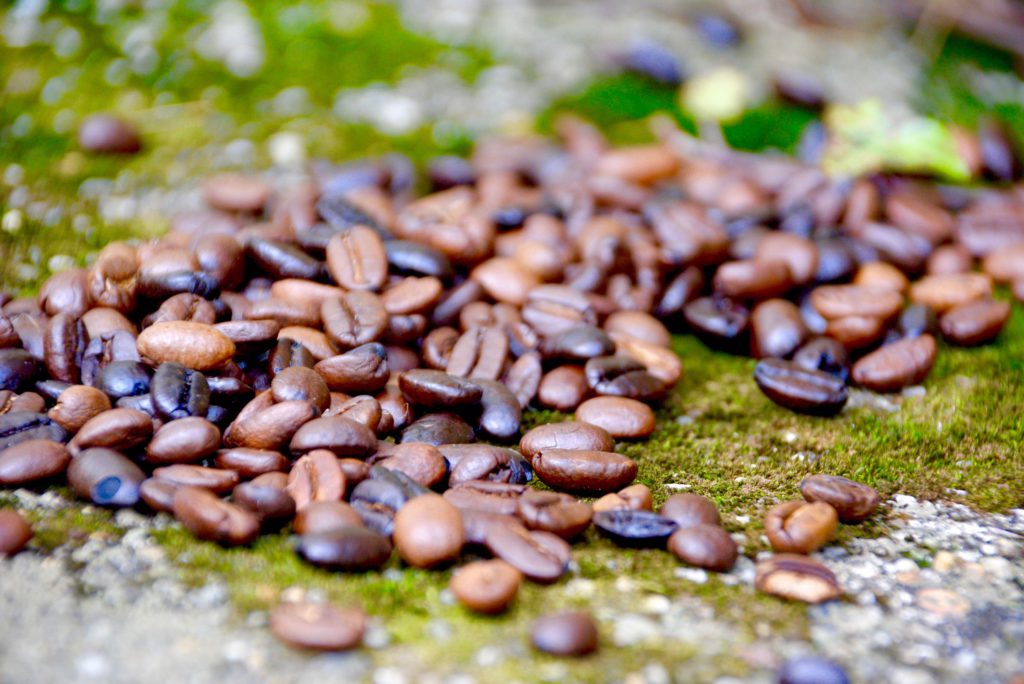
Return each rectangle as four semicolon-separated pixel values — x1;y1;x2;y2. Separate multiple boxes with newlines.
0;114;1019;657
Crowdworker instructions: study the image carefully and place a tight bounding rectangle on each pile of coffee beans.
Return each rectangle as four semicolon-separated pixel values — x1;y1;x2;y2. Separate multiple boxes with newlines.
0;113;1018;655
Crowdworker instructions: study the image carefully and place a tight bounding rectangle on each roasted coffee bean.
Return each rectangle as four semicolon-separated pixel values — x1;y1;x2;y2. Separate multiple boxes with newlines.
225;398;317;451
575;396;655;439
94;361;151;400
442;445;531;486
0;439;70;485
247;238;323;281
850;334;936;393
446;327;508;380
503;352;542;409
519;421;614;460
755;554;841;603
668;524;738;571
269;601;366;652
78;114;141;154
891;303;938;341
432;279;484;328
246;297;320;328
80;331;140;386
39;268;91;319
137;322;235;371
202;173;270;213
232;481;296;524
214;320;280;356
375;443;448;489
147;417;221;465
792;337;849;381
137;270;220;302
517;489;592;539
385;240;453;279
475;378;521;440
909;273;991;314
449;559;521;614
0;509;33;556
398;370;482;408
151;363;210;420
799;474;880;523
0;312;19;349
485;519;568;583
269;338;316;378
67;447;145;506
684;296;749;351
810;285;903;322
327;395;383;432
765;500;838;554
71;407;152;453
215;448;289;478
315;343;389;394
0;391;44;414
294;500;363;535
154;464;239;495
0;349;37;391
33;380;70;403
592;509;677;547
582;355;666;402
443;481;527;516
655;266;704;319
43;313;86;384
750;299;807;359
297;526;393;571
287;449;346;509
532;448;637;495
322;292;388;351
326;226;388;291
289;416;377;457
146;293;217;326
392;494;464;568
530;612;599;657
271;366;330;412
939;299;1011;346
536;365;589;411
0;412;67;450
173;485;260;546
399;412;474;446
541;325;615;361
522;285;596;336
753;359;848;416
660;493;722;528
48;385;111;433
714;259;793;300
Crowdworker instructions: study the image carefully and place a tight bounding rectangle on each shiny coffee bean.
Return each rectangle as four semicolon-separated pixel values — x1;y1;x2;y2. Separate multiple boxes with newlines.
293;500;363;535
399;412;475;446
153;464;239;495
0;412;67;450
289;416;377;458
271;366;330;412
326;226;388;291
137;322;236;371
398;369;482;408
146;417;221;465
67;447;145;506
683;296;749;352
297;526;393;571
485;519;569;583
442;444;531;486
939;299;1011;346
173;486;260;546
850;334;937;393
800;474;880;523
751;299;807;359
541;325;615;361
575;396;655;439
754;359;848;416
375;443;448;489
583;355;666;402
592;509;677;547
532;448;637;495
518;489;592;539
315;343;390;394
94;361;151;400
475;378;522;441
392;494;464;568
519;421;614;460
43;313;87;384
0;349;37;391
792;337;849;382
0;439;70;485
764;500;838;554
287;450;347;509
530;612;599;657
660;493;722;528
232;481;296;525
225;398;318;451
755;554;841;603
503;352;542;409
48;385;111;433
151;363;209;420
449;559;521;614
668;524;738;571
537;365;589;411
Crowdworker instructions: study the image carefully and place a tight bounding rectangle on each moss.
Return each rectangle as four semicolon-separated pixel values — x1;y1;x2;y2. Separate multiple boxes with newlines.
2;488;123;551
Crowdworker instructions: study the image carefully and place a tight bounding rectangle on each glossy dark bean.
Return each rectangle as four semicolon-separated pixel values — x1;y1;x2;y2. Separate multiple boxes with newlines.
385;240;453;279
0;412;67;450
750;299;808;359
0;439;69;485
530;612;599;656
67;447;145;506
668;524;738;571
474;378;521;441
147;417;221;465
314;343;389;394
683;296;749;352
485;519;568;583
43;313;86;384
592;509;677;547
583;355;666;401
0;349;37;391
294;500;363;535
800;474;880;523
939;299;1011;346
541;325;615;361
0;509;33;556
792;337;849;382
289;416;377;458
232;481;296;525
151;363;209;420
71;407;152;453
532;448;637;495
519;422;614;460
269;337;316;378
173;485;260;546
93;361;151;401
398;370;482;408
153;464;239;495
269;601;366;652
754;553;841;603
297;526;393;571
271;366;330;413
225;398;318;451
80;331;139;386
503;352;542;409
575;396;655;439
399;412;474;446
754;359;848;416
215;448;289;478
443;444;531;486
247;238;323;281
374;443;448;488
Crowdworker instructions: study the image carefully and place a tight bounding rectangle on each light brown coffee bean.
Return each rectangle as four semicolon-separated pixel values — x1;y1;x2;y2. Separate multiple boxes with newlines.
173;485;260;546
661;493;721;528
668;524;738;571
0;439;70;485
137;322;236;371
326;226;388;291
269;601;366;651
0;509;33;556
392;494;464;568
519;421;614;460
153;464;239;495
800;474;880;523
764;500;838;554
537;365;589;411
287;449;347;510
532;448;637;495
909;273;992;314
449;560;522;614
575;396;655;439
71;408;153;453
851;334;937;393
146;417;221;464
755;554;841;603
939;299;1011;346
294;500;363;535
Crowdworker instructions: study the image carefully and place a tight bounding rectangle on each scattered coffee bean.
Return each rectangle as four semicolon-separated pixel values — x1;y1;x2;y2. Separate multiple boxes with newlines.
450;559;522;614
593;509;677;547
755;554;841;603
393;494;464;568
575;397;655;439
67;447;145;506
297;526;392;571
172;486;260;546
764;500;838;554
668;524;738;571
799;474;880;523
754;359;848;416
269;601;366;651
530;612;599;656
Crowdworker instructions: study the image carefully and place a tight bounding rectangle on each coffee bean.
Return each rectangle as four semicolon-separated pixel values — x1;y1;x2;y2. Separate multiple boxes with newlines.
232;481;296;525
668;524;738;571
755;553;841;603
173;485;260;546
778;657;850;684
655;266;704;319
518;489;592;539
225;398;317;451
449;559;522;614
939;299;1011;346
891;303;938;341
792;337;849;382
80;331;140;387
392;494;464;568
442;444;531;486
381;276;443;316
0;509;32;556
43;313;87;384
471;257;540;307
536;365;588;411
398;370;482;408
502;352;542;409
297;526;393;571
48;385;111;433
269;601;366;651
660;493;722;528
530;612;599;656
754;359;848;416
287;450;346;509
375;443;448;488
850;334;936;393
399;412;474;446
270;366;330;412
321;292;388;352
475;378;522;441
446;327;508;381
764;500;838;554
146;417;220;465
154;464;239;495
0;349;36;391
385;240;454;279
326;395;384;432
203;174;270;213
799;474;880;523
94;361;151;401
575;396;655;439
137;322;236;371
750;299;807;359
714;259;793;300
592;509;677;547
810;285;903;322
289;416;377;458
315;343;389;394
0;412;66;450
683;296;749;351
520;421;614;460
0;439;70;485
77;114;141;154
247;238;324;281
485;518;568;583
293;500;363;535
67;447;145;506
541;325;615;361
146;293;217;327
532;448;637;495
326;226;388;291
909;273;992;313
150;362;210;421
1;391;44;414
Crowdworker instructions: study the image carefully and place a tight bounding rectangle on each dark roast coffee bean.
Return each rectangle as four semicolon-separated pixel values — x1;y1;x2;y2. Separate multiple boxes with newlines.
541;325;615;361
215;448;289;478
399;412;475;446
431;279;484;328
247;238;323;281
583;355;666;402
0;412;66;450
48;385;111;433
314;343;389;394
398;370;482;408
0;391;44;414
668;524;738;571
485;519;568;583
269;601;366;652
297;526;393;571
765;500;838;554
151;363;210;420
518;489;592;539
289;416;377;457
755;554;841;603
173;485;260;546
800;474;880;523
71;407;152;452
137;270;220;302
33;379;71;402
67;447;145;506
77;114;141;154
575;396;655;439
778;657;850;684
0;349;36;391
147;417;221;465
520;422;614;460
753;359;848;416
80;331;139;386
891;303;938;341
0;439;70;485
374;443;448;488
139;477;178;513
43;313;86;384
93;361;151;400
475;378;522;441
792;337;849;382
0;509;32;556
269;337;316;378
939;299;1011;346
683;297;749;352
153;464;239;495
443;444;531;486
225;398;318;451
450;559;521;614
530;612;599;656
232;481;296;524
655;266;704;319
294;500;363;535
271;366;330;413
385;240;454;279
661;493;722;528
592;509;677;547
850;334;936;393
532;448;637;495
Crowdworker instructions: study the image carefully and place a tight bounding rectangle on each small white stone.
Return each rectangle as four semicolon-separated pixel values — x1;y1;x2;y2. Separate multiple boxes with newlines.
612;614;660;646
268;131;305;169
640;594;671;615
76;653;109;679
673;567;708;584
783;431;797;443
